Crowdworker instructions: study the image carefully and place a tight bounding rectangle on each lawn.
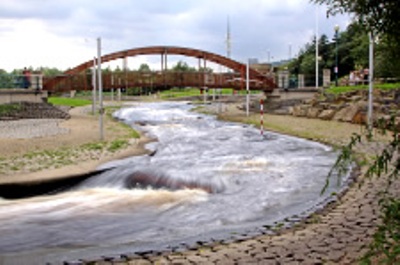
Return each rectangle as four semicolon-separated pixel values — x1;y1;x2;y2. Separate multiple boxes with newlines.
0;103;21;116
326;83;400;94
159;87;261;99
48;97;92;107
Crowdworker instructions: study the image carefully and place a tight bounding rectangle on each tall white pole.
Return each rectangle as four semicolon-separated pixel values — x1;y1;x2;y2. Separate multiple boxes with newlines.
111;74;114;101
246;59;250;117
315;7;319;89
97;37;104;141
92;57;97;115
367;32;374;131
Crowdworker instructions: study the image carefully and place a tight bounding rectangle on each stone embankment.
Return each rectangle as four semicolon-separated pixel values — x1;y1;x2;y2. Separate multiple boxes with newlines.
266;89;400;129
0;101;71;140
0;101;70;120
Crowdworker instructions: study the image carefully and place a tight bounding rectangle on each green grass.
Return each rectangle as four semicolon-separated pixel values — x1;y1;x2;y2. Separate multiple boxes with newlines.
326;83;400;94
119;122;140;138
108;139;129;152
48;97;92;107
0;103;21;116
159;88;261;99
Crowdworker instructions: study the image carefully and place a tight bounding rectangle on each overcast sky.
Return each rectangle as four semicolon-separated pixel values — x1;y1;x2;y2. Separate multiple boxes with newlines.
0;0;350;72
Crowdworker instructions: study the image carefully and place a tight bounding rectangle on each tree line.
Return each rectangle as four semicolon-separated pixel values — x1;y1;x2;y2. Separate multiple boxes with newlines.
288;21;400;85
0;61;213;78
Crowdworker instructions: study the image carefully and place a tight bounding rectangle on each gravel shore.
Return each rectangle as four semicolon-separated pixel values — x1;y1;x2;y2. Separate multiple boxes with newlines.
0;119;69;139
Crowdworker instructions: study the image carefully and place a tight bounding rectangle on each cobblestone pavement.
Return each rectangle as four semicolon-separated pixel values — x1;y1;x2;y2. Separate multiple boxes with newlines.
0;119;69;139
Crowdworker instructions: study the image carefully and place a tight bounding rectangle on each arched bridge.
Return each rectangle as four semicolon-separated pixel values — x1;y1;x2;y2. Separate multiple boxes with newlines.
44;46;276;93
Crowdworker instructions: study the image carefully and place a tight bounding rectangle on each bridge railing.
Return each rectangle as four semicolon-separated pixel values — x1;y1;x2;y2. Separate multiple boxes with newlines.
44;71;275;93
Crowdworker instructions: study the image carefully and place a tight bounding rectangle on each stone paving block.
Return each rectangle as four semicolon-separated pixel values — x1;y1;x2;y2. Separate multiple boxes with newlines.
235;256;261;264
92;261;112;265
197;248;215;258
207;252;230;263
185;254;210;263
327;249;346;262
252;251;278;260
150;257;170;264
168;258;191;265
127;260;152;265
253;259;278;265
214;257;235;264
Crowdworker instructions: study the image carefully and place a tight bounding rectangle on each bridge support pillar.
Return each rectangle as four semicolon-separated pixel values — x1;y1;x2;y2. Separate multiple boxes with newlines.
117;88;121;102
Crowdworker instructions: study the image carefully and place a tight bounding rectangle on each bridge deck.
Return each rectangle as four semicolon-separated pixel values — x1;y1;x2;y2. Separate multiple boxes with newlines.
44;46;276;92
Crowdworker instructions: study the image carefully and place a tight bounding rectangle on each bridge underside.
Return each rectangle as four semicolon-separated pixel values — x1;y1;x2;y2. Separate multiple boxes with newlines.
44;46;276;93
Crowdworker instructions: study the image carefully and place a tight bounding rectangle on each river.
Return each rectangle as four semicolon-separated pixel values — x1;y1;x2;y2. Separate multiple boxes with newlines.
0;101;347;264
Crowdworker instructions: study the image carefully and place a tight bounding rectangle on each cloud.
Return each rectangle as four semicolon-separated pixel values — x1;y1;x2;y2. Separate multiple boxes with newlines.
0;0;350;71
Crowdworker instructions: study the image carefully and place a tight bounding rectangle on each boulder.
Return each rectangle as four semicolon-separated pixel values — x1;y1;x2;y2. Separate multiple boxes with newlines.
274;109;291;115
350;95;363;102
292;105;309;117
307;107;322;119
318;109;336;120
352;111;367;124
333;104;360;122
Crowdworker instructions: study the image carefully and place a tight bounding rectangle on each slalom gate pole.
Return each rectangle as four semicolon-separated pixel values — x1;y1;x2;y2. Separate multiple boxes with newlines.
260;99;264;136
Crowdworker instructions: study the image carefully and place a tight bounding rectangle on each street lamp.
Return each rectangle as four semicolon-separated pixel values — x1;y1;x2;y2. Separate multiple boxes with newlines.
334;24;340;87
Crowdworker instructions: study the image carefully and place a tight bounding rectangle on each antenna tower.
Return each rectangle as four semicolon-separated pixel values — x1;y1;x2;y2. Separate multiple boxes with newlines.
226;16;231;59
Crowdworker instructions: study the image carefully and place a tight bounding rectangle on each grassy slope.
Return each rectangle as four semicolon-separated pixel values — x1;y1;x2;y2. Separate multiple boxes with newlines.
326;83;400;94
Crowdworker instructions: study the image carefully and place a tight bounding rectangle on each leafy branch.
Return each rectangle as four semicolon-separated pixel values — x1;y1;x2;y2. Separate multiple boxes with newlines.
325;114;400;264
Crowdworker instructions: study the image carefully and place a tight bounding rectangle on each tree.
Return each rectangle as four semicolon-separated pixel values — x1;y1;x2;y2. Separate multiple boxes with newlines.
171;61;196;72
138;63;151;72
289;35;341;85
39;67;63;77
312;2;400;263
288;20;400;82
310;0;400;43
375;36;400;78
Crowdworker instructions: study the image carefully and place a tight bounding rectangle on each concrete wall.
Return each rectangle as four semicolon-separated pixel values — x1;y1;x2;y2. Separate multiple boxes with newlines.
0;89;48;104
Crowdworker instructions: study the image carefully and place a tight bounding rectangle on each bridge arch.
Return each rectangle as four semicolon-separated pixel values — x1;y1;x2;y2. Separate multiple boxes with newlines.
44;46;276;91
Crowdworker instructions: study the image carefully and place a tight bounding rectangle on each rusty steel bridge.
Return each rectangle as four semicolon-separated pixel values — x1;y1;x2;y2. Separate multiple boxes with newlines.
43;46;276;93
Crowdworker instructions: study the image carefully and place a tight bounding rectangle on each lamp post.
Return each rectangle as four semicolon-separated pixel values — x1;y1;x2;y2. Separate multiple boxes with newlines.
367;32;374;131
246;59;250;117
97;37;104;141
334;24;340;87
315;6;319;89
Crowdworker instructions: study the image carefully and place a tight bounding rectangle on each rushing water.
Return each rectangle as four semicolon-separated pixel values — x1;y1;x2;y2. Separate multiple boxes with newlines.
0;102;346;264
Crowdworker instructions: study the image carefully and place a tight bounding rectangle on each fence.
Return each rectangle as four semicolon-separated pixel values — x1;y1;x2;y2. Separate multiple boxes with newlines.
0;74;43;90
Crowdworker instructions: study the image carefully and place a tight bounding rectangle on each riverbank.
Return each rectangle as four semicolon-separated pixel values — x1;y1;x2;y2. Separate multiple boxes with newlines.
0;99;394;264
0;104;152;184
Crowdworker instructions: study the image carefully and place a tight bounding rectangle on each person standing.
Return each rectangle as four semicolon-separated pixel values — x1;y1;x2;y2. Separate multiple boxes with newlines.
22;67;31;89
